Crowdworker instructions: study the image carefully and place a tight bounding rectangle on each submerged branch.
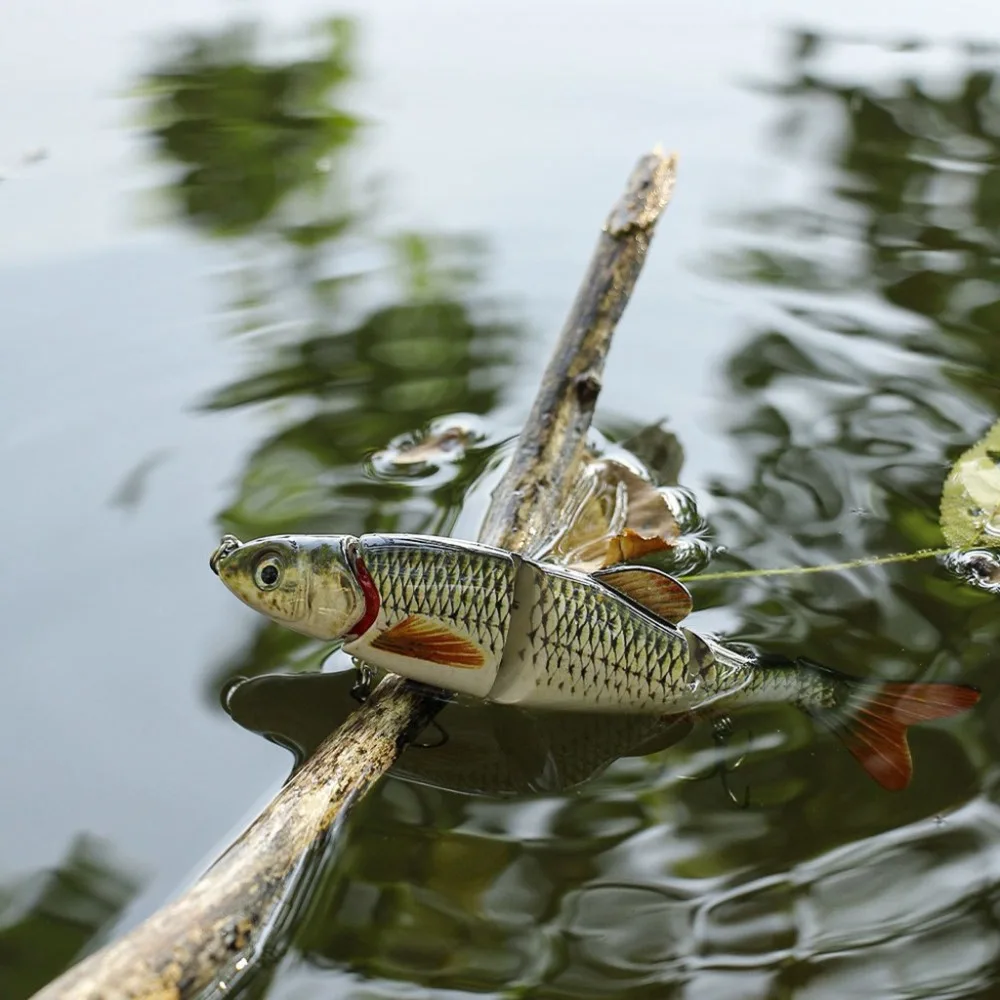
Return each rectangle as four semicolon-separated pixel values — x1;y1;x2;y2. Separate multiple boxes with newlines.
34;149;677;999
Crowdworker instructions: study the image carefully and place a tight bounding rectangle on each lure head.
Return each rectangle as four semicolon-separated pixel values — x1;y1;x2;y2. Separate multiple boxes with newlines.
210;534;373;640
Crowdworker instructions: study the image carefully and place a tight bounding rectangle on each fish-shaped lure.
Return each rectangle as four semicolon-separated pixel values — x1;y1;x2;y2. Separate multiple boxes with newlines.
211;532;979;790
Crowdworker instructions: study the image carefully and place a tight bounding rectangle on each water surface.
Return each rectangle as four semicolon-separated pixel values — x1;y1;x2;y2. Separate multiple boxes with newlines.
2;2;999;997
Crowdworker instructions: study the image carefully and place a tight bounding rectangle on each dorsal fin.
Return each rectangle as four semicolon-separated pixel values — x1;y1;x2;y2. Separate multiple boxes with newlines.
592;565;693;624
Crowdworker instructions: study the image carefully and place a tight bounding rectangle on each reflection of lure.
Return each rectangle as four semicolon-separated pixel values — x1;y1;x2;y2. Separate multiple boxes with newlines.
225;671;695;798
211;533;979;790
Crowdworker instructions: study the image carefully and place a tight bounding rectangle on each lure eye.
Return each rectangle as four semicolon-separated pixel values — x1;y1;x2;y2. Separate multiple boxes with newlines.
253;554;283;591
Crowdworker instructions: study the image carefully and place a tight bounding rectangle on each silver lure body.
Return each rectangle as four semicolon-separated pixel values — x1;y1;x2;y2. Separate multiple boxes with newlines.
213;530;982;790
345;533;755;713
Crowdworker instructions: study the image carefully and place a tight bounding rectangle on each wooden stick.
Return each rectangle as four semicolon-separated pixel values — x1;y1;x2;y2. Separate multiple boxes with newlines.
481;150;677;552
34;149;677;1000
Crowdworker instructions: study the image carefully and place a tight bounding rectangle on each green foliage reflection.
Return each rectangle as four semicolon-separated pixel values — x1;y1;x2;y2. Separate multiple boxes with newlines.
289;30;1000;999
0;837;142;999
139;18;524;687
141;19;359;237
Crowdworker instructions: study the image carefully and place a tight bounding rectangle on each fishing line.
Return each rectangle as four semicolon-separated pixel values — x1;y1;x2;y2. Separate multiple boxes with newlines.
683;546;957;583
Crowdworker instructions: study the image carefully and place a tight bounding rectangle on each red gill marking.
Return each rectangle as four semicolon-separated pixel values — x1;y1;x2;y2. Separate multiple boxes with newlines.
346;550;381;640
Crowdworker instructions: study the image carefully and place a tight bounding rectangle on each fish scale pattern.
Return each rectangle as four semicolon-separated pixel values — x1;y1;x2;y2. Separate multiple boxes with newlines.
361;535;516;664
513;563;758;711
518;564;691;709
359;534;807;715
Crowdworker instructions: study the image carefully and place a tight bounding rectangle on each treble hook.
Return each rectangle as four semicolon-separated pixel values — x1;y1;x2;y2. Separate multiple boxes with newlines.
349;662;376;705
350;661;450;749
411;720;450;750
680;715;752;809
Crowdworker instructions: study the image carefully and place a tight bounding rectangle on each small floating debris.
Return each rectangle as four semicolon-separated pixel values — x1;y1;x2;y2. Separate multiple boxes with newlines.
369;415;484;475
942;549;1000;594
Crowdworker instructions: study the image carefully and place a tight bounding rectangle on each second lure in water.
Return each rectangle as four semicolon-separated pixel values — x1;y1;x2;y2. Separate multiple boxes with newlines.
211;532;979;790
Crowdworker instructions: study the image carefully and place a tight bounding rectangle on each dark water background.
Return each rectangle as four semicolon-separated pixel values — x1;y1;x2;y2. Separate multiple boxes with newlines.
3;1;1000;996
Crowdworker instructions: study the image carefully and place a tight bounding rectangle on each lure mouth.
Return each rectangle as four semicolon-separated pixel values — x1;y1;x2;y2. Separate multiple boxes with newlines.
210;534;243;576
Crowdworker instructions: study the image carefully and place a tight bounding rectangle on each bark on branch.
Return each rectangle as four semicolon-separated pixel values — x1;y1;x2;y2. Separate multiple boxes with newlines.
34;148;677;1000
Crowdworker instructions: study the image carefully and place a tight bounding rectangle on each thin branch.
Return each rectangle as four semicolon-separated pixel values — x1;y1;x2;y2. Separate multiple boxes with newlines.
34;148;677;1000
481;150;677;552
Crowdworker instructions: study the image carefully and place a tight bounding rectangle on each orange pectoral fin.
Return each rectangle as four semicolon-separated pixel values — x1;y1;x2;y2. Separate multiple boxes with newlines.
370;615;486;668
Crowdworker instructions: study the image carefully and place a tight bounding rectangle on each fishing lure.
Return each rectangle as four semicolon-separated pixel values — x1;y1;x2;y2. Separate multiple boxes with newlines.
211;532;979;790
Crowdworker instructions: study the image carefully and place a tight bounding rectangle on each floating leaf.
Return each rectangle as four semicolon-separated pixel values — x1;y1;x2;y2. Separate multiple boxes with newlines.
940;417;1000;549
371;417;482;471
383;427;474;466
601;527;674;565
547;457;680;572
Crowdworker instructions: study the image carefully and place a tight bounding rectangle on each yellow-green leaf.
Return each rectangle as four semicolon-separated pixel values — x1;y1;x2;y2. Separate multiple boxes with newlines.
940;417;1000;549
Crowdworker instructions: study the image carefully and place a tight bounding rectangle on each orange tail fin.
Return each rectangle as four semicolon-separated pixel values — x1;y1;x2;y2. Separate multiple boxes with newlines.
820;682;980;790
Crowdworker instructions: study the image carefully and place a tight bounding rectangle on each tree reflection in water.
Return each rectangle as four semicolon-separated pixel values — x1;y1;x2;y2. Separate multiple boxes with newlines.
283;30;1000;1000
37;19;996;1000
0;837;142;998
140;17;525;688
